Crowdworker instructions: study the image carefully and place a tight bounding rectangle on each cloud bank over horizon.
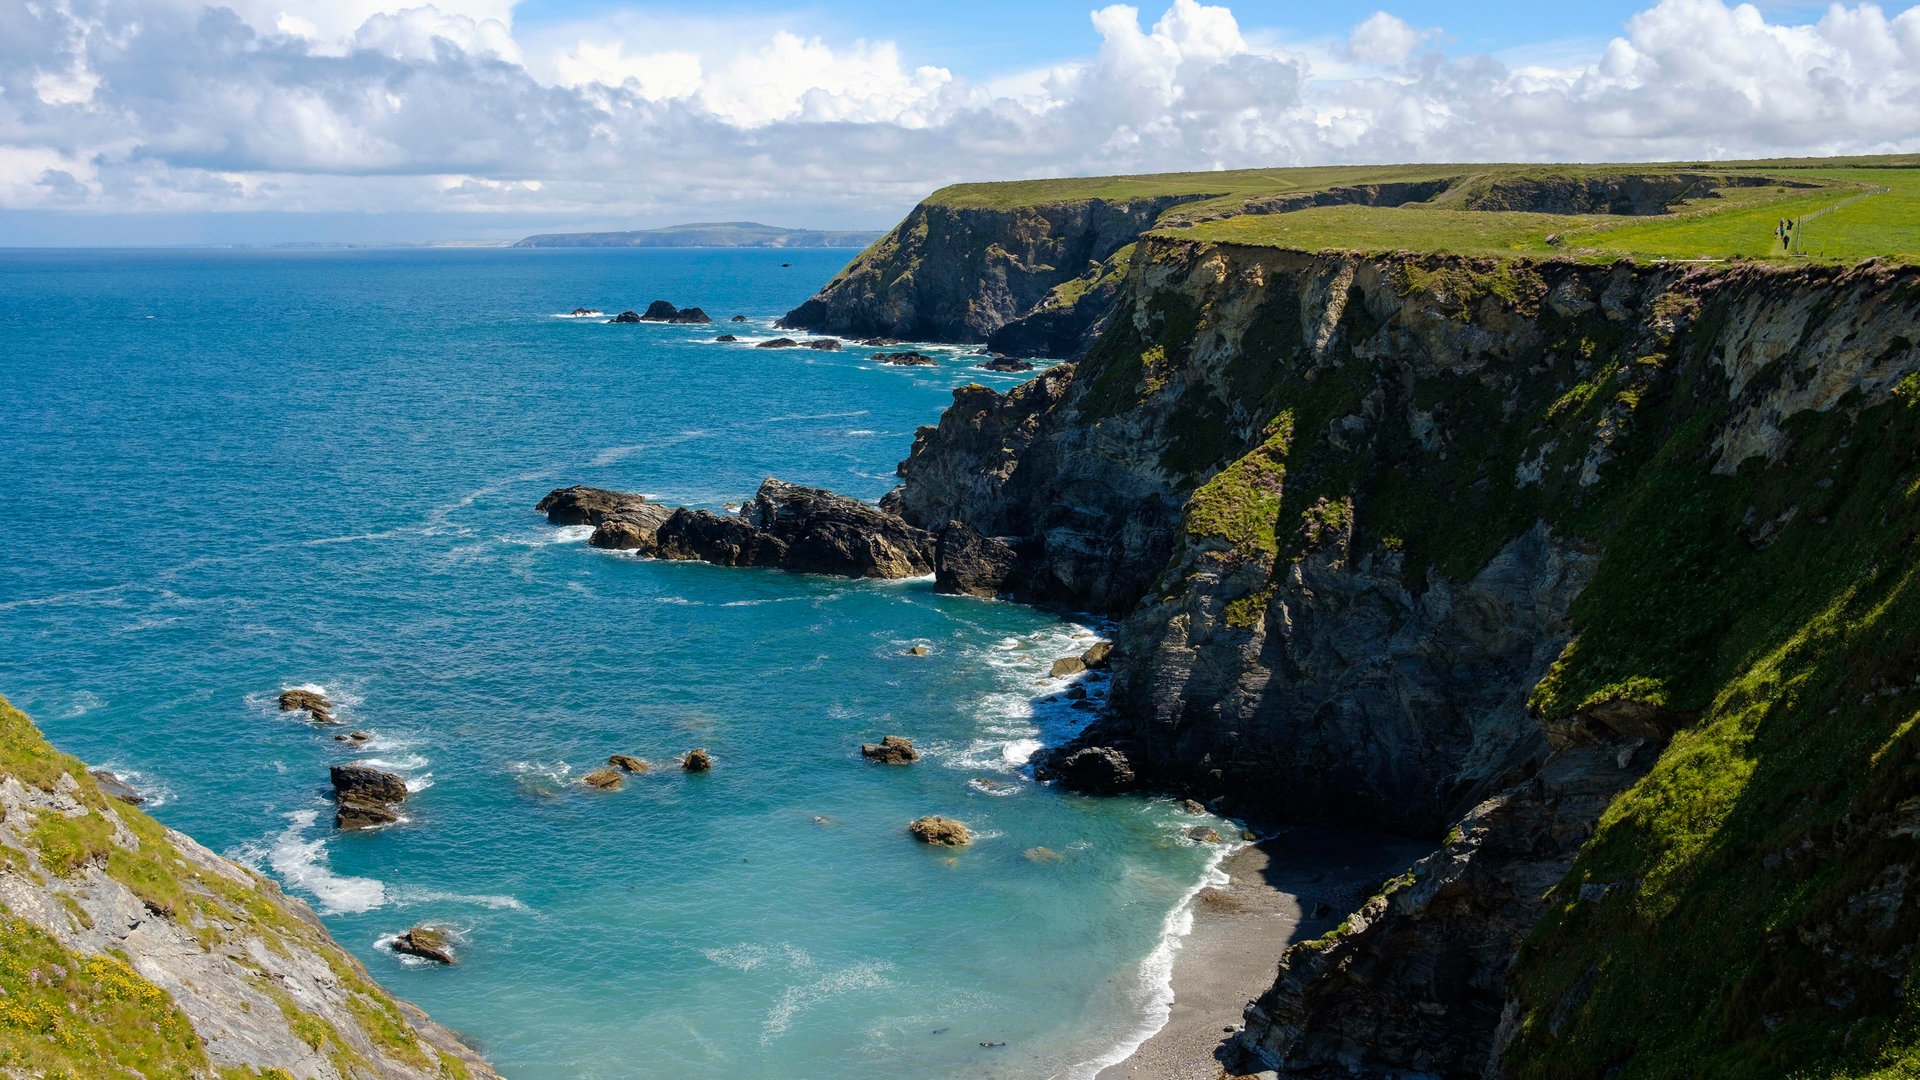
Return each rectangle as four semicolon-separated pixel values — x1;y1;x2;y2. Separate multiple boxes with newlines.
4;0;1919;237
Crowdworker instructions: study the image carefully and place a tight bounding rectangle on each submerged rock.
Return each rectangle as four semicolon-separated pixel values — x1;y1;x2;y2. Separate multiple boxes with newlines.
390;927;456;965
608;754;650;773
714;334;739;342
89;769;146;805
332;730;371;743
581;768;623;790
330;764;408;830
861;736;921;765
278;688;336;724
908;816;971;846
1023;846;1065;862
682;748;713;773
906;644;931;656
569;306;599;316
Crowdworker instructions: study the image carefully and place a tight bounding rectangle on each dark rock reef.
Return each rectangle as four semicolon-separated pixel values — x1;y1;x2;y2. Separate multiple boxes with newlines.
391;926;457;965
861;735;920;764
330;763;408;830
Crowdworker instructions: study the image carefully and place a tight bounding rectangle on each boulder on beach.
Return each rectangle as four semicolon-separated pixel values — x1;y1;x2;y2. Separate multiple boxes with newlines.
608;754;650;773
756;338;800;349
89;769;146;805
874;351;937;366
582;768;623;790
330;763;408;830
715;334;739;342
608;310;642;323
278;688;336;724
1050;656;1087;678
908;816;971;847
682;748;713;773
390;926;456;965
1080;641;1114;669
861;735;920;765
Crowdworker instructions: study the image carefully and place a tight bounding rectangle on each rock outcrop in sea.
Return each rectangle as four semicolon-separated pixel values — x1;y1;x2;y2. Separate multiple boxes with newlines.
860;736;920;765
330;763;408;830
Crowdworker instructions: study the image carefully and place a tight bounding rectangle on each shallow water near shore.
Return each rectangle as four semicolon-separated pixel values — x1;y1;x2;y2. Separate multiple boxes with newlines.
0;247;1230;1079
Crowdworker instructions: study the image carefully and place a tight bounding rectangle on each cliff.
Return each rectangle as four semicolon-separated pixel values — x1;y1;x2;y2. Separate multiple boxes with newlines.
879;228;1920;1075
0;695;501;1080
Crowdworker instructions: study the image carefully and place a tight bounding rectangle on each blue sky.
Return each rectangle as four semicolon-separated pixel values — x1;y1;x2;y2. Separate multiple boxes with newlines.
3;0;1918;244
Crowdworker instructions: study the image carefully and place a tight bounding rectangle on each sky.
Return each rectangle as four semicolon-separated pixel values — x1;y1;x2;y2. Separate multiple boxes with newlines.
2;0;1918;244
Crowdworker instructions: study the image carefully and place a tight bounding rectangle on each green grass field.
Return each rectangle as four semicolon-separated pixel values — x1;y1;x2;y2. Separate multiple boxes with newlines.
927;156;1920;263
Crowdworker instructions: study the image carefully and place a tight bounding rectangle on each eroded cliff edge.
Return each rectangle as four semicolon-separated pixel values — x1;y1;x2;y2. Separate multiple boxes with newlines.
871;235;1920;1077
0;695;500;1079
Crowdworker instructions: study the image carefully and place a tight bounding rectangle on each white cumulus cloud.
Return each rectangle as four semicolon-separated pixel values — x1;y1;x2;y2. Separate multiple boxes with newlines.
0;0;1915;229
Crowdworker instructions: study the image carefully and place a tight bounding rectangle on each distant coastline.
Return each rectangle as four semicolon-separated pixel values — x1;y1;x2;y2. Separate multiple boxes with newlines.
513;221;884;248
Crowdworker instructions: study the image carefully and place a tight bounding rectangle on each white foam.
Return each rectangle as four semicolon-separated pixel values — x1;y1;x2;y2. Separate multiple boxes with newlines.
549;310;603;318
504;524;594;547
845;429;878;436
91;764;174;808
63;691;105;718
240;810;387;915
762;961;892;1044
391;887;528;911
1065;838;1244;1079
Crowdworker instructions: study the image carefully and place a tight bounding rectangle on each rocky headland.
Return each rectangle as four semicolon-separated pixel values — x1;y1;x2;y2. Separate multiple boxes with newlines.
683;184;1920;1078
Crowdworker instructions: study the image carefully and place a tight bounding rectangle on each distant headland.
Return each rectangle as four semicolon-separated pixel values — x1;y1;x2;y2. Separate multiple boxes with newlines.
512;221;884;248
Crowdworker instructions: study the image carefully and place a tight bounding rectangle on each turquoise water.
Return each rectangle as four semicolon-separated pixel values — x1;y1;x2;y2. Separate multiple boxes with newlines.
0;249;1230;1079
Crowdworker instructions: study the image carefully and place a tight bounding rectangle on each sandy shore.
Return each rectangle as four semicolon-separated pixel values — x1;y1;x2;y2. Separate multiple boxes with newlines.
1098;828;1432;1080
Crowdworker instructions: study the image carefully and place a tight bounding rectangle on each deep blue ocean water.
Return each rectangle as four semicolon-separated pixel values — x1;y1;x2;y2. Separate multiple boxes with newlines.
0;248;1233;1079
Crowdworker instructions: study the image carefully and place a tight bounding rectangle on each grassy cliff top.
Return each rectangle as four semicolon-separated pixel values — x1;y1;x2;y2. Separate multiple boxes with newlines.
925;156;1920;263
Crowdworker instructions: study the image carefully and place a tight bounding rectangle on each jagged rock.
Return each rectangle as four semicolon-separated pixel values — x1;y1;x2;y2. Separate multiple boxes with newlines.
608;754;650;773
860;736;920;765
648;479;936;579
1050;656;1086;678
89;769;145;805
908;816;971;846
278;688;336;724
682;749;713;773
391;927;456;965
756;337;800;349
1080;641;1113;669
581;768;623;790
330;764;408;830
1185;826;1222;844
715;334;739;342
587;502;675;552
1576;696;1691;741
875;351;937;366
861;337;902;347
804;339;841;351
673;307;711;324
1040;746;1136;794
536;485;654;527
933;521;1025;597
570;306;599;316
608;310;641;323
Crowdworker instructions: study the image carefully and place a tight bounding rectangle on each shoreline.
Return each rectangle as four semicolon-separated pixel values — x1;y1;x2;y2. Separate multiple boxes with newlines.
1096;829;1433;1080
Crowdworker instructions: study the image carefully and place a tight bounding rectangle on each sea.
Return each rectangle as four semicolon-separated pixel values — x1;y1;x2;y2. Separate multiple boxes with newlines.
0;247;1233;1080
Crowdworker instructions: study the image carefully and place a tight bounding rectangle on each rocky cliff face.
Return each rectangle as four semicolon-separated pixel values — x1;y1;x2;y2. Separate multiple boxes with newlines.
879;232;1920;1075
0;695;499;1079
778;195;1201;346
